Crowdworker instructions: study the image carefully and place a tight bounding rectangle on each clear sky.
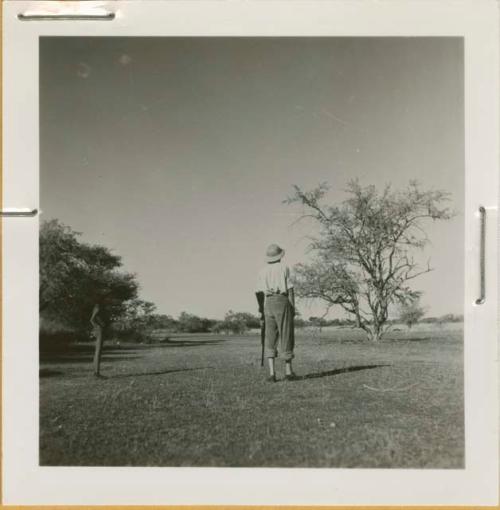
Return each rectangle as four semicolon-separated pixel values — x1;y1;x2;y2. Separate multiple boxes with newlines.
40;37;464;319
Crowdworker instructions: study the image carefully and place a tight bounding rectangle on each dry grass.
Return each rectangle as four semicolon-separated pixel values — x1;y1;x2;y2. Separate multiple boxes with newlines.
39;325;464;467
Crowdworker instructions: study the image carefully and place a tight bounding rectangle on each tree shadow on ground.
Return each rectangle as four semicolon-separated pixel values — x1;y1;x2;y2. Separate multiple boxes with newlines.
40;352;142;364
40;338;225;364
109;366;214;380
384;336;433;343
39;368;64;378
156;339;226;348
293;364;390;381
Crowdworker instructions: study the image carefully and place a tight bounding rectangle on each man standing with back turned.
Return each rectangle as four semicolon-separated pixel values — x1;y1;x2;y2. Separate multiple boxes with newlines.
255;244;296;382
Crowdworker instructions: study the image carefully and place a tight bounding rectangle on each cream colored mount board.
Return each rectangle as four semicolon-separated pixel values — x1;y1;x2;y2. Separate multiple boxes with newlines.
2;0;499;506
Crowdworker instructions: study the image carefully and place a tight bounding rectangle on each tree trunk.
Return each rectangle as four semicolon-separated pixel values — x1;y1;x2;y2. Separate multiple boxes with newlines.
367;326;383;342
93;325;104;375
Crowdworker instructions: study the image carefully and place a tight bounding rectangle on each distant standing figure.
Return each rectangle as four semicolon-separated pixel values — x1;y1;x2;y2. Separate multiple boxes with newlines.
255;244;296;382
90;303;106;378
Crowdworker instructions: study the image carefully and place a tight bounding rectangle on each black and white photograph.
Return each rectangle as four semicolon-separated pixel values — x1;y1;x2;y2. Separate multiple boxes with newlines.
38;35;466;469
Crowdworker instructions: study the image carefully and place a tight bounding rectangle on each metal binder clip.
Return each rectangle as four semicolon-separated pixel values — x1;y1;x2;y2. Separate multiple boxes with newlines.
475;206;486;305
18;12;115;21
0;208;38;217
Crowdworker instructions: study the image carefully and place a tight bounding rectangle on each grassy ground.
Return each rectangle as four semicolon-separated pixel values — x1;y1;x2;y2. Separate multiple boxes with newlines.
39;325;464;468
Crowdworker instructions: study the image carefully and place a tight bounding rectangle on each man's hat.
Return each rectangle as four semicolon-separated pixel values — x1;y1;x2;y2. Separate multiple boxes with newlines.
266;244;285;262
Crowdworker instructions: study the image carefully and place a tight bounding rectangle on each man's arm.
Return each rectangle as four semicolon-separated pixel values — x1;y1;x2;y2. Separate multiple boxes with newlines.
285;266;295;314
287;288;295;315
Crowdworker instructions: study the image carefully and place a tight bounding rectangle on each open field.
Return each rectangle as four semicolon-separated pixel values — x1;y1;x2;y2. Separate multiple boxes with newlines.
40;325;464;467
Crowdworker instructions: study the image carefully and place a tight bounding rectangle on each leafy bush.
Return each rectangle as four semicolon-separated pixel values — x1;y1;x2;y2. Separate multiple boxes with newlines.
177;312;215;333
398;299;426;329
40;219;138;332
39;317;84;351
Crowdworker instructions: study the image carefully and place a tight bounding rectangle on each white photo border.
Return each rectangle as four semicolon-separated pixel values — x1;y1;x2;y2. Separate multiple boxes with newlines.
2;0;499;505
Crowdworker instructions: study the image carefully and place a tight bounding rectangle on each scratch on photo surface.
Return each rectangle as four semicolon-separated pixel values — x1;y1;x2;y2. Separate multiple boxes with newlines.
320;108;351;127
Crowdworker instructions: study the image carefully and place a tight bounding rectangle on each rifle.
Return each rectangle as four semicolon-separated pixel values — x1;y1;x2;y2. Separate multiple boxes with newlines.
260;316;265;367
256;292;266;367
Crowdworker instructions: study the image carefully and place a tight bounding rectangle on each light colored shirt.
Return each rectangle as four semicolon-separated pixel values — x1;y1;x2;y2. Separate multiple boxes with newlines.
256;262;293;294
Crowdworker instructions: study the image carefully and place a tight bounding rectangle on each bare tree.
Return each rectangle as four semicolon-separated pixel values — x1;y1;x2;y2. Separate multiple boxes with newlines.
285;180;453;342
